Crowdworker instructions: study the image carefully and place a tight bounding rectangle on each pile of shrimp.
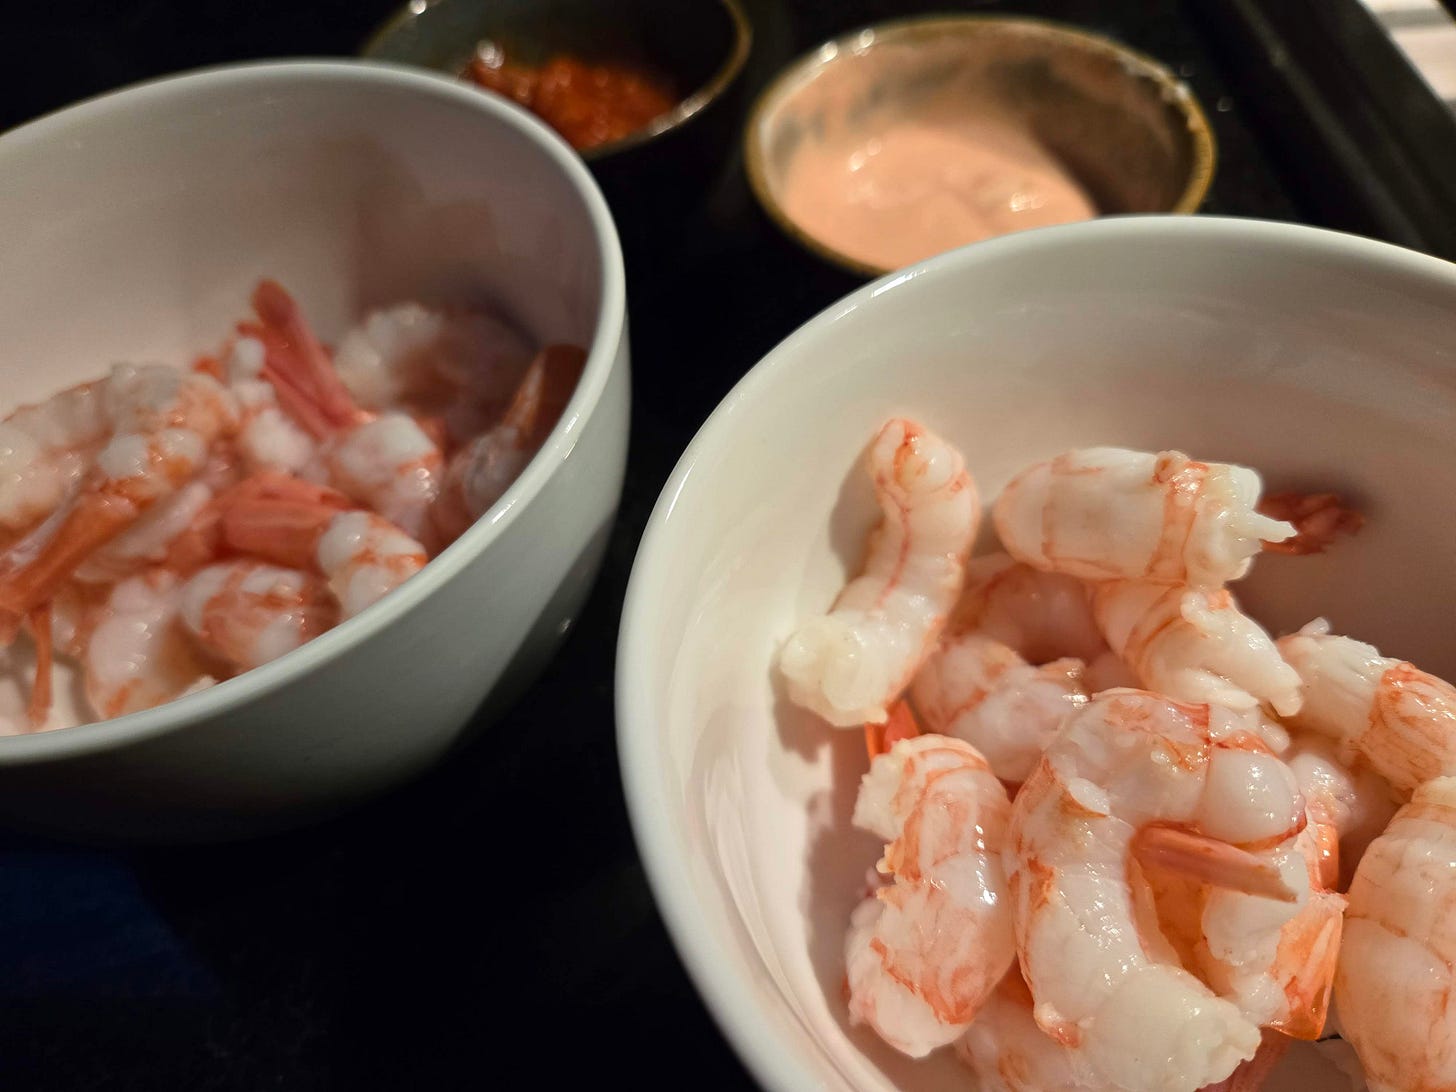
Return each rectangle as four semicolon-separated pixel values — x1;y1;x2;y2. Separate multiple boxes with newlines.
0;279;585;731
781;420;1456;1092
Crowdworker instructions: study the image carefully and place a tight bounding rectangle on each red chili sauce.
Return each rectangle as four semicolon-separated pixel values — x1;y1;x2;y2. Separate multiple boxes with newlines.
465;44;678;152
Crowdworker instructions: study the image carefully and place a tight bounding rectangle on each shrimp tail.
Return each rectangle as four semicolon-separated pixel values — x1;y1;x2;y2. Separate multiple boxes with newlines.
865;699;920;760
1258;492;1363;555
1132;825;1299;903
216;472;353;569
26;603;53;729
246;280;369;439
0;491;141;616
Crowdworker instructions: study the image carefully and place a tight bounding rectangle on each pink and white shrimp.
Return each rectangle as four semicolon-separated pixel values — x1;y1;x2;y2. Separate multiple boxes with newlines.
242;281;445;544
780;419;979;727
846;734;1013;1056
1278;620;1456;795
179;560;338;673
1285;735;1400;890
429;343;586;544
0;363;237;619
221;334;317;476
1335;775;1456;1092
950;552;1107;664
910;632;1087;783
954;971;1102;1091
332;301;535;443
83;568;217;719
992;448;1295;588
1005;690;1325;1089
217;473;426;618
0;379;110;536
1090;581;1303;716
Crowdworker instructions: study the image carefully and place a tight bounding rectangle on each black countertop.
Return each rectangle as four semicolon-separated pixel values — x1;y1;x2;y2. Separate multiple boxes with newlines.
0;1;1445;1088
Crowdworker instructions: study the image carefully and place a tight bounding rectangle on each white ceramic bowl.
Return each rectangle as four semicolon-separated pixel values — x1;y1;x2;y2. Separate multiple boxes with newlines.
617;217;1456;1092
0;61;629;842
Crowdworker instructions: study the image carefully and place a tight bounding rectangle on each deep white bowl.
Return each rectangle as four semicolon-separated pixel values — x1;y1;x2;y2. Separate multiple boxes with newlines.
617;217;1456;1092
0;61;629;841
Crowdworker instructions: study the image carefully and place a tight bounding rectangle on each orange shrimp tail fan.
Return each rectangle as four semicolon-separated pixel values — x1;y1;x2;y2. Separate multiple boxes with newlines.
865;700;921;760
244;279;370;439
217;472;353;569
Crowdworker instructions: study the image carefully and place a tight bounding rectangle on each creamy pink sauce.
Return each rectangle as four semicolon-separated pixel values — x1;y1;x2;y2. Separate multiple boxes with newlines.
780;116;1096;270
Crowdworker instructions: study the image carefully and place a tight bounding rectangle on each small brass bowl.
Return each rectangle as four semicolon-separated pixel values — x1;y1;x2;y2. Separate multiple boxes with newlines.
745;15;1217;278
363;0;751;162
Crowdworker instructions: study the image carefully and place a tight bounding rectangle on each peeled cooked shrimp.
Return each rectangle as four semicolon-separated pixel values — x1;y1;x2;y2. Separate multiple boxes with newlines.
992;448;1295;588
780;419;979;727
83;568;216;718
0;379;110;535
430;343;586;544
317;412;443;544
217;473;426;618
1286;735;1400;890
846;734;1014;1056
223;335;316;475
0;363;237;619
179;560;338;673
1278;621;1456;795
910;632;1087;783
1335;776;1456;1092
72;480;213;584
332;301;535;443
955;970;1102;1091
950;553;1107;664
1090;581;1303;716
1005;690;1323;1090
243;281;446;544
1199;817;1345;1040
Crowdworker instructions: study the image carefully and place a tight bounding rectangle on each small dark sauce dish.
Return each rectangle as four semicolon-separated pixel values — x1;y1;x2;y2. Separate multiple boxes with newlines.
364;0;752;257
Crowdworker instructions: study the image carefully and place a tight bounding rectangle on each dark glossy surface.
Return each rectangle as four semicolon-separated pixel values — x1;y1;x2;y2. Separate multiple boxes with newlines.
0;1;1446;1088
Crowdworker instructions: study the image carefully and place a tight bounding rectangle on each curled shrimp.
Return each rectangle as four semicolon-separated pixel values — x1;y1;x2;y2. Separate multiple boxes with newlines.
83;568;217;719
178;560;338;673
0;364;237;621
1335;775;1456;1092
216;473;426;618
992;448;1295;588
332;301;535;443
909;632;1087;784
846;733;1013;1056
950;552;1107;664
1005;690;1325;1090
954;970;1102;1091
1090;581;1303;716
1278;620;1456;794
242;281;445;544
780;419;980;727
430;343;586;544
0;379;110;535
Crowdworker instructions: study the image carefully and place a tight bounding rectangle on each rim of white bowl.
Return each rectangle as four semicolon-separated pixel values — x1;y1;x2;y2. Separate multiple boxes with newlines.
616;215;1456;1092
0;58;626;763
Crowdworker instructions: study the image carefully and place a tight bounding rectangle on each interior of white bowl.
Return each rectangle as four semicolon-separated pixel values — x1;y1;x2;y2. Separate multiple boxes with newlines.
0;60;617;749
619;217;1456;1092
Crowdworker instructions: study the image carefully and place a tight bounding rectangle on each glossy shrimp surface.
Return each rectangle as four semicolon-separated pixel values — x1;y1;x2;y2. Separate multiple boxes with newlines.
780;419;979;727
179;560;338;672
1091;581;1303;716
1279;621;1456;795
1005;690;1316;1089
0;379;109;534
910;632;1087;784
992;448;1295;588
1335;776;1456;1092
846;734;1014;1056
